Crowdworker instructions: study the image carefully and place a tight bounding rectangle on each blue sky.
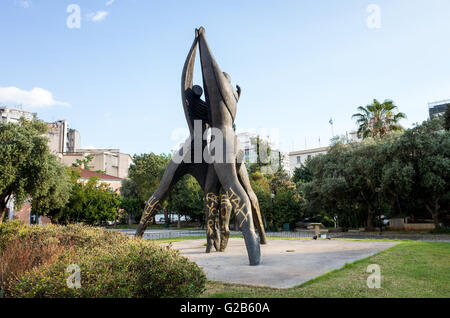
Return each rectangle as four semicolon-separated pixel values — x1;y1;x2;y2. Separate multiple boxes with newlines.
1;0;449;155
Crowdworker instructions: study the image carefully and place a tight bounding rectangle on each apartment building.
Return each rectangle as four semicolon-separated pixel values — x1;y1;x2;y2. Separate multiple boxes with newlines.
46;120;81;154
237;132;290;173
289;146;329;175
428;99;450;118
0;106;34;123
61;149;132;179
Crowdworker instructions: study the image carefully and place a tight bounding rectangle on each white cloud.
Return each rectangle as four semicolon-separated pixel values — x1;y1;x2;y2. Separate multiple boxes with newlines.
15;0;32;9
0;86;70;108
105;0;114;6
87;11;109;22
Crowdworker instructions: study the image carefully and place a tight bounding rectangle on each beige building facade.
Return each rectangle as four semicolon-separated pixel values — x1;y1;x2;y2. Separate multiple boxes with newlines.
289;146;329;175
60;149;132;179
46;120;81;154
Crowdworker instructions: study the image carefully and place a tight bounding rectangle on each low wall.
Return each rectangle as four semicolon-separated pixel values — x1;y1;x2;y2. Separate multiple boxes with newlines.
389;218;435;231
404;223;435;231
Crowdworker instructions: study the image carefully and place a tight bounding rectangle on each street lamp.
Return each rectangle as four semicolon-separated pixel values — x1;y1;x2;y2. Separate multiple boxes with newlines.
375;187;382;235
271;193;275;230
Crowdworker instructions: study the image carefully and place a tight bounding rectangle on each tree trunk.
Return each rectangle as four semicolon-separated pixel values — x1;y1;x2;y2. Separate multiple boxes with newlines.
177;212;181;229
0;209;5;225
0;200;7;224
367;208;375;230
163;208;169;227
426;199;441;229
396;196;402;216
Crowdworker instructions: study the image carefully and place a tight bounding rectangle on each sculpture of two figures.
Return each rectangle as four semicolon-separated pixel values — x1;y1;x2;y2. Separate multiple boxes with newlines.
135;27;266;266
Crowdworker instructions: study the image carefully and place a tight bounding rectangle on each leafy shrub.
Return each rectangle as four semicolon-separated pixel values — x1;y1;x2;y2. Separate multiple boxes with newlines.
1;220;206;298
430;226;450;234
0;235;64;294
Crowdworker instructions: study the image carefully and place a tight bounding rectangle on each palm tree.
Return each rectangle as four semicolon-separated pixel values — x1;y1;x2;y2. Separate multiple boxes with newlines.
352;99;406;138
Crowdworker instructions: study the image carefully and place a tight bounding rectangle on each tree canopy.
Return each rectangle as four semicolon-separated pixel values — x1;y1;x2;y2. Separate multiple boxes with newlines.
47;169;121;224
0;118;71;223
303;117;449;229
444;105;450;131
127;153;171;202
168;175;204;222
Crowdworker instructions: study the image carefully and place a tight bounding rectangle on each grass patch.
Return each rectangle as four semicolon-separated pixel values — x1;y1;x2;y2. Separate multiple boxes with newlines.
201;241;450;298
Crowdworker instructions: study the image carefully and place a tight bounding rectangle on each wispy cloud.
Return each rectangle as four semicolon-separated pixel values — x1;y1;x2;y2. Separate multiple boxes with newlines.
86;11;109;22
0;86;70;108
15;0;32;9
105;0;114;6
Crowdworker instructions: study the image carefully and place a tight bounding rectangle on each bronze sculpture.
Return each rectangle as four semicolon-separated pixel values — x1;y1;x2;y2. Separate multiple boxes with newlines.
135;27;265;265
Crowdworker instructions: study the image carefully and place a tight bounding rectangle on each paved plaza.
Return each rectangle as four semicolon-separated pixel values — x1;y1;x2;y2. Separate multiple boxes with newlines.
169;238;398;288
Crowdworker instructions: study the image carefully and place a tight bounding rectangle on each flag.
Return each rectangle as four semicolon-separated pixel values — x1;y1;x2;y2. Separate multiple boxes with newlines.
329;118;333;125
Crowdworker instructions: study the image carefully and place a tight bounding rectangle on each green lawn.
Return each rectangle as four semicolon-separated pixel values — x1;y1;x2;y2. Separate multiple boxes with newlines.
201;241;450;298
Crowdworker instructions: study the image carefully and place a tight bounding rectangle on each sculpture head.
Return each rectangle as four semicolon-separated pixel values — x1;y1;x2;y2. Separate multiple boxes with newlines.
192;85;203;98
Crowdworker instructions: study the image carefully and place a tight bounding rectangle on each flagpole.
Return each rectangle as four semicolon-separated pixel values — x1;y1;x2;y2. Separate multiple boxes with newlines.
329;118;335;137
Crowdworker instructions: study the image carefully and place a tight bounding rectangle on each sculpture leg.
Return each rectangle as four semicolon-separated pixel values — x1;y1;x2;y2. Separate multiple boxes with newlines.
237;163;267;244
214;162;260;265
135;195;162;237
219;188;232;252
135;159;190;238
204;192;220;253
203;165;221;253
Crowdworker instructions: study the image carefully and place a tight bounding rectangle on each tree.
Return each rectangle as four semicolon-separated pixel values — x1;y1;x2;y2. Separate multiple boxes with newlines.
72;154;94;170
292;164;313;185
120;197;143;224
127;153;172;225
304;117;449;230
249;170;304;231
168;175;204;227
0;118;71;223
444;105;450;131
120;178;140;200
269;169;296;195
250;171;274;230
127;153;171;202
47;169;121;224
304;138;390;230
31;163;72;218
387;118;449;228
273;188;304;230
352;99;406;138
119;178;143;224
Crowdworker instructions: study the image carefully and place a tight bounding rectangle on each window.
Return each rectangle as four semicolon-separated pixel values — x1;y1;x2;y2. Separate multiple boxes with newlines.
296;156;301;164
307;155;312;160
